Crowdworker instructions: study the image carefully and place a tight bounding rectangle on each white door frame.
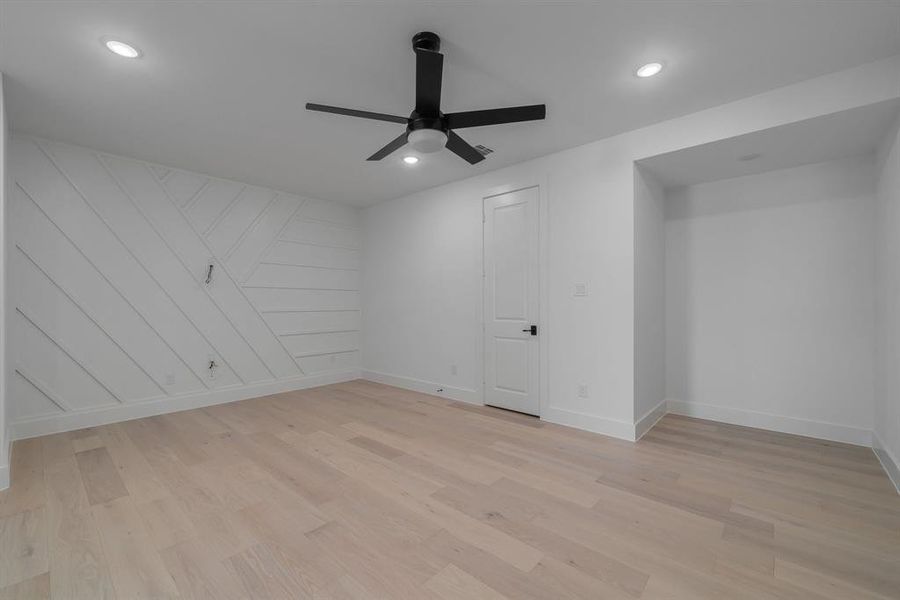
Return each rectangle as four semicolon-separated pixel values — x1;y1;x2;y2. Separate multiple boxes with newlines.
480;176;549;417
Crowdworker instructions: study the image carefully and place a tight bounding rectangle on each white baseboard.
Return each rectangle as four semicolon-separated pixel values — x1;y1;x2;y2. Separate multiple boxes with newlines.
667;399;872;447
361;370;482;405
541;406;636;441
634;399;668;441
0;436;10;491
10;369;360;441
362;372;640;441
873;430;900;495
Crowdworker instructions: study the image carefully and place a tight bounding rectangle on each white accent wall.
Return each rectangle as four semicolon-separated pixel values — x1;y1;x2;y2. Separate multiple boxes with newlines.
665;156;877;445
875;116;900;489
7;136;361;440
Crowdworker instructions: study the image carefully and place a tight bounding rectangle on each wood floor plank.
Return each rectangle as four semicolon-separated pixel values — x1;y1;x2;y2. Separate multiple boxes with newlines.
70;435;103;455
432;481;650;598
424;563;509;600
345;435;405;460
160;539;248;600
74;448;129;506
307;521;442;599
134;494;197;550
98;424;170;502
43;457;115;599
39;434;74;470
91;497;179;599
0;508;48;590
1;380;897;599
0;439;45;519
226;541;321;600
0;572;50;600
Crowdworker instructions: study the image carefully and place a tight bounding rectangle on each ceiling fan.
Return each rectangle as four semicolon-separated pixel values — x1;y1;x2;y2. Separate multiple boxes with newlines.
306;31;546;165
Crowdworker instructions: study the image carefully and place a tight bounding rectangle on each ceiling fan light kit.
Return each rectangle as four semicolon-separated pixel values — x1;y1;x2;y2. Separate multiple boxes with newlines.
306;31;546;165
407;129;447;153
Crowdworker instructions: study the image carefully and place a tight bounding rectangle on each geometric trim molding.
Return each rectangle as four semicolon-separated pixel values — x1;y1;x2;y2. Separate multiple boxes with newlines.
10;135;362;435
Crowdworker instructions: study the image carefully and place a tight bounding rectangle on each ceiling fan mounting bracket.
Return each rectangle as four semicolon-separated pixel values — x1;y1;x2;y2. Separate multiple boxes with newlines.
412;31;440;53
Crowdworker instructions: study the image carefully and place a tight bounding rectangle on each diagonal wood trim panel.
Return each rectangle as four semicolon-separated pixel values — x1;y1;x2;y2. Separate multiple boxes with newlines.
8;136;362;437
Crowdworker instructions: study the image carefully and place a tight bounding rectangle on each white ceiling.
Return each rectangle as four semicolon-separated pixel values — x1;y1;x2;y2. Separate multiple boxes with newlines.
2;1;899;207
638;98;900;188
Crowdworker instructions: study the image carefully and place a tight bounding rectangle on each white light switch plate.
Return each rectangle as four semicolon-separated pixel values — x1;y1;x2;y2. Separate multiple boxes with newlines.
574;283;588;297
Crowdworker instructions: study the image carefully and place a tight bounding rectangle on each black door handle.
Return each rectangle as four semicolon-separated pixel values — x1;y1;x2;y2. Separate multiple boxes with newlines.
522;325;537;336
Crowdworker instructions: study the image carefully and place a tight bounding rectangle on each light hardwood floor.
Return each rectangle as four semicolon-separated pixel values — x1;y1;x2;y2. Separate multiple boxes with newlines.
0;380;898;599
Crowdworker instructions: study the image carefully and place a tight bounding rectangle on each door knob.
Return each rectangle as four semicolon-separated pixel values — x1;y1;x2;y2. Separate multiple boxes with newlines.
522;325;537;336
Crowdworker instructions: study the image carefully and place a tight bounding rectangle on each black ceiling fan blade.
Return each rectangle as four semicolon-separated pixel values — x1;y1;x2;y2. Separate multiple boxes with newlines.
415;49;443;115
445;104;546;129
366;132;409;161
445;131;485;165
306;103;408;124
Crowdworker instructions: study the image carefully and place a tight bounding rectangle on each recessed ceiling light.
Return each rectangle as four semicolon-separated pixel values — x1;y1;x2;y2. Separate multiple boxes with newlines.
402;155;419;165
104;39;141;58
636;62;663;78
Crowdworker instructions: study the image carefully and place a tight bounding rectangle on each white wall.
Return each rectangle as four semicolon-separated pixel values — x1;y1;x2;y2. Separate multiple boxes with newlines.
361;181;484;404
633;166;667;434
874;116;900;489
665;156;877;445
7;136;361;440
363;145;639;438
0;74;9;490
362;56;899;441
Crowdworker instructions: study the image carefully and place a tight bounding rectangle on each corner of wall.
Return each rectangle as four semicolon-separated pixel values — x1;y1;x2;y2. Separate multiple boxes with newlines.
873;107;900;489
541;406;637;442
873;430;900;495
632;163;667;427
633;398;668;441
0;71;9;491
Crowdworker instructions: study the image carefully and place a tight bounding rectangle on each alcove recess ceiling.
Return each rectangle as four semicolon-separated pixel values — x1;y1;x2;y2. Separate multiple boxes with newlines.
8;136;361;437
